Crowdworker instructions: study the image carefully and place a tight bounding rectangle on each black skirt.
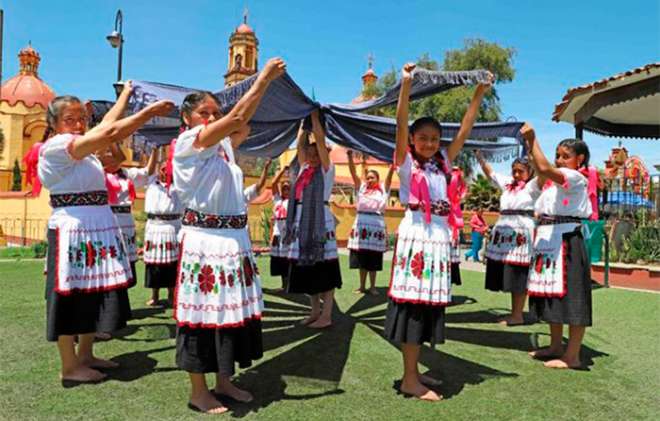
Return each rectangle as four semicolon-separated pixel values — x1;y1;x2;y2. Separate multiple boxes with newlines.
270;256;289;277
485;260;529;293
287;259;342;295
175;319;263;375
144;262;178;289
349;249;384;272
383;299;446;347
127;261;137;288
45;229;131;342
451;262;462;285
529;229;592;326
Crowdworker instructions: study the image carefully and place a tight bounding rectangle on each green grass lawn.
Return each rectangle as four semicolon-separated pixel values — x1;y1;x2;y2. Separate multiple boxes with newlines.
0;257;658;420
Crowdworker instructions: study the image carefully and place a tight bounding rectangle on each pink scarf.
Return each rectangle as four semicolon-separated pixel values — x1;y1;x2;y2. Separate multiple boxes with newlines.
105;170;136;205
505;179;526;193
23;142;43;196
579;166;599;221
447;168;466;240
274;201;288;219
295;164;317;201
408;152;449;224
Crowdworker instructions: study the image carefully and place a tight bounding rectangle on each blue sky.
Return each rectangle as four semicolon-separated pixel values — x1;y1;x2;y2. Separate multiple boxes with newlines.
2;0;659;171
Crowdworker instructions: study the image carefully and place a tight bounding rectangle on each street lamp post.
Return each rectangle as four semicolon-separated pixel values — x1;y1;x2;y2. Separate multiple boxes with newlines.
106;9;124;81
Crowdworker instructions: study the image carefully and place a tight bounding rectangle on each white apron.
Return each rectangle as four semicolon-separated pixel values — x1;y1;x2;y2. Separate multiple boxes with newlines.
527;223;580;298
389;210;452;305
49;205;132;295
485;214;536;266
174;225;263;328
144;219;181;264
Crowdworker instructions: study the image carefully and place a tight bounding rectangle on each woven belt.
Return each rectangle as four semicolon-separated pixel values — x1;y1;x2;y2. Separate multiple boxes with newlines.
500;209;534;217
538;215;583;225
274;217;287;221
357;210;383;216
407;200;451;217
182;208;247;229
111;205;132;214
147;213;182;221
49;190;108;208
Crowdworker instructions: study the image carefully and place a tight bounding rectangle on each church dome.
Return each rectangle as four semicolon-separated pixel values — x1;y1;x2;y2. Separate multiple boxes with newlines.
0;45;55;108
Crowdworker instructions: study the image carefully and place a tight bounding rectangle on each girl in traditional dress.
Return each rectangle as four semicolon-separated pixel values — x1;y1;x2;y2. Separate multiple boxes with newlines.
476;151;540;325
284;111;342;329
521;125;598;369
384;63;492;401
464;209;488;262
172;58;286;414
101;146;154;289
144;147;184;307
269;164;291;291
38;92;173;384
346;150;394;295
448;166;467;286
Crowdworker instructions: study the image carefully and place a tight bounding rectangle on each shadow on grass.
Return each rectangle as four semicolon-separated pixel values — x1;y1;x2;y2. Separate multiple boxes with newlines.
113;322;176;342
107;344;178;382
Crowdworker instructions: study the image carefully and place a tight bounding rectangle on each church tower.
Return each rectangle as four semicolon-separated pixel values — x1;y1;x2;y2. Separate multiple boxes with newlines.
224;9;259;87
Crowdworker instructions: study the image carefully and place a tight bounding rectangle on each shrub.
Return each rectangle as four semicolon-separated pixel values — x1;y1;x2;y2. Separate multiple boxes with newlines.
621;225;660;264
31;241;48;258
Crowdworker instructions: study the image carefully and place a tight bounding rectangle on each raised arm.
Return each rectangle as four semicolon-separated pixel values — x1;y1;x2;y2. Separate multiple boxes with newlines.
254;159;272;195
446;74;493;162
102;81;133;125
270;163;288;197
394;63;415;166
474;150;494;181
145;147;160;176
230;124;251;149
195;58;286;149
311;109;330;172
520;124;564;185
346;150;361;190
295;121;307;167
70;100;175;160
384;164;395;192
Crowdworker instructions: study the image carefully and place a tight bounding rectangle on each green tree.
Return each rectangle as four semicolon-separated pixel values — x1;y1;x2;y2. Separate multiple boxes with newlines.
370;39;516;176
463;174;500;212
11;159;22;191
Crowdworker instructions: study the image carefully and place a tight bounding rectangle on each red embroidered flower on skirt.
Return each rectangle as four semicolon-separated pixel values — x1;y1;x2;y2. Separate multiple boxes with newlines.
198;265;216;294
85;241;96;267
516;233;525;246
534;254;544;273
227;273;235;287
411;251;425;280
219;269;226;286
243;256;254;286
493;231;500;245
398;255;407;270
360;228;368;240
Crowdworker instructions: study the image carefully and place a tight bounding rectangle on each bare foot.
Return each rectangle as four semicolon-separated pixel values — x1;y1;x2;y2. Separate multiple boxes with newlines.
299;314;320;326
498;316;524;326
529;347;564;359
189;392;229;414
61;365;107;383
419;373;442;387
214;382;254;403
146;299;159;307
79;356;120;369
308;318;332;329
544;357;581;369
400;380;442;401
354;288;366;294
368;288;379;296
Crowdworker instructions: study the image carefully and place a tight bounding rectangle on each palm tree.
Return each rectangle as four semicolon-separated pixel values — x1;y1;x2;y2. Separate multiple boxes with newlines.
464;174;500;211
